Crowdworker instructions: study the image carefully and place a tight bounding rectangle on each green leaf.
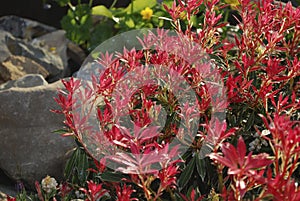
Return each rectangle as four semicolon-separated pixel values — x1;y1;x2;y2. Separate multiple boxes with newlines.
245;111;255;131
92;5;113;18
52;128;70;134
181;149;193;161
125;17;135;28
75;148;89;184
64;148;77;180
174;192;183;200
54;0;70;7
162;0;174;8
190;15;198;27
99;195;111;201
61;4;93;45
99;171;125;182
152;11;166;27
124;0;157;14
64;147;89;186
195;153;206;181
178;156;196;190
89;19;115;51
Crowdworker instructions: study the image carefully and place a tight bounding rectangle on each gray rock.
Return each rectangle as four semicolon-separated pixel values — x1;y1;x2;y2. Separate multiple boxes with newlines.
0;185;16;198
0;168;16;197
67;42;86;75
0;74;48;90
6;36;64;82
31;30;87;77
0;16;86;81
0;81;75;188
31;30;68;72
0;55;49;84
0;15;56;40
0;31;13;63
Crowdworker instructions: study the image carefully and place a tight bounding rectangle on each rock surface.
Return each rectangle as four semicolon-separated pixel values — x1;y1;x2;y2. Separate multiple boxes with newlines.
0;185;16;199
0;15;85;191
0;31;13;63
0;80;75;188
0;55;49;84
0;15;56;40
6;36;64;82
0;168;16;198
31;30;69;71
0;74;48;90
0;16;86;83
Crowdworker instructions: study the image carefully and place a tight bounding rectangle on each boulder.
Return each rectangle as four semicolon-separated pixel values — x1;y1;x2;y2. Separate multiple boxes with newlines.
0;55;49;84
6;36;64;82
0;168;16;198
0;185;16;199
0;31;13;64
0;74;48;91
67;41;87;76
0;80;75;188
31;30;68;72
0;15;56;40
0;16;86;82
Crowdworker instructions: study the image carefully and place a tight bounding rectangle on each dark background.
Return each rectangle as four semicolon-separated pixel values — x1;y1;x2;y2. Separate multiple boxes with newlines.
0;0;131;28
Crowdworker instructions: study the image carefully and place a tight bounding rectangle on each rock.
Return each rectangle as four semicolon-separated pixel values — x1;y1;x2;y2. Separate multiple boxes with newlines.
31;30;68;72
0;31;13;63
6;36;64;82
67;41;87;76
0;55;49;84
0;15;56;40
0;74;48;90
30;30;87;78
0;185;16;199
0;16;86;82
0;80;75;189
0;168;16;198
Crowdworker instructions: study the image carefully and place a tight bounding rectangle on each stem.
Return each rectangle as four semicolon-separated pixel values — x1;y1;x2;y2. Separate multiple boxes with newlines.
274;139;280;175
153;189;163;201
110;0;118;9
286;154;299;181
138;174;152;200
224;8;230;23
217;165;224;193
289;29;299;57
131;0;134;15
167;187;176;201
88;0;93;8
68;2;74;10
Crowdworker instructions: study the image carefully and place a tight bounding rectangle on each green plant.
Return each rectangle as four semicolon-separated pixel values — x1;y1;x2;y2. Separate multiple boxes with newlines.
52;0;173;51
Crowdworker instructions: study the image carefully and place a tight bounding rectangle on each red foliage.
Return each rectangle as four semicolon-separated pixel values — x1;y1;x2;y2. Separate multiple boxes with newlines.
52;0;300;200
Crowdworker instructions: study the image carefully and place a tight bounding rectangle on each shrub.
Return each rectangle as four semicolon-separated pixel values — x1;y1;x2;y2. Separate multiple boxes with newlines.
11;0;300;200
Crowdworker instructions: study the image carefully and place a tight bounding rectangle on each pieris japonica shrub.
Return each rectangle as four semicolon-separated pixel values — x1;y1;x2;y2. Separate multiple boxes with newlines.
9;0;299;200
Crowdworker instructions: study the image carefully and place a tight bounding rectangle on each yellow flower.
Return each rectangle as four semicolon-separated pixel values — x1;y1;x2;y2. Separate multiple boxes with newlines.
224;0;240;8
140;7;153;20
